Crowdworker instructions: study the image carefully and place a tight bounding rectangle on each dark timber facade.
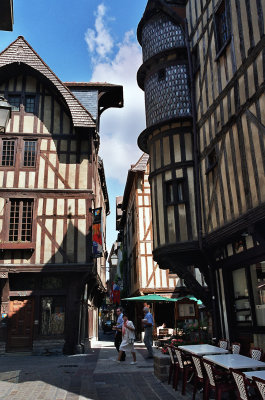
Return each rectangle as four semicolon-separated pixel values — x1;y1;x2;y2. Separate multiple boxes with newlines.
0;37;123;354
137;0;265;352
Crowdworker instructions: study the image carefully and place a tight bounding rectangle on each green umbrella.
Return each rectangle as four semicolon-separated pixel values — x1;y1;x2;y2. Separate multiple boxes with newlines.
121;294;176;302
173;295;203;306
121;294;175;326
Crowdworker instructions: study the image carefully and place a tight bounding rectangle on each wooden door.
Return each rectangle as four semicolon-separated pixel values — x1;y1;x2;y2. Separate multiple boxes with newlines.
7;298;34;351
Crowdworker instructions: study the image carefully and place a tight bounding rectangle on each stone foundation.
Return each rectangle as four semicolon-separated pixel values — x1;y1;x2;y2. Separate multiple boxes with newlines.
33;339;64;355
154;352;170;382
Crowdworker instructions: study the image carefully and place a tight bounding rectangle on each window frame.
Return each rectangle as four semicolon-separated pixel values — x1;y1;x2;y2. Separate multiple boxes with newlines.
0;138;17;167
165;178;185;206
24;95;36;114
23;139;37;167
205;147;218;175
8;94;21;111
6;198;34;243
214;0;231;59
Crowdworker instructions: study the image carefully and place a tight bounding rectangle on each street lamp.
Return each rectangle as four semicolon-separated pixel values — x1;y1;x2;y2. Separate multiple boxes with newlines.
0;97;11;133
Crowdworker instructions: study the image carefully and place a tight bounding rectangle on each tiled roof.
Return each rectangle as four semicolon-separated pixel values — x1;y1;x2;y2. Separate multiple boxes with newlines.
0;36;96;129
131;153;149;172
64;82;120;87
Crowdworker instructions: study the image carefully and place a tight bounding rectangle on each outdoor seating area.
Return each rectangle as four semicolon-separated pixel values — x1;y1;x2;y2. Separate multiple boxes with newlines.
163;341;265;399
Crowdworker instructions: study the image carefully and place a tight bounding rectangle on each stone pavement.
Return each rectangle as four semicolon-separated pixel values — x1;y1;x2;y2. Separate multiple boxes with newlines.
0;333;198;400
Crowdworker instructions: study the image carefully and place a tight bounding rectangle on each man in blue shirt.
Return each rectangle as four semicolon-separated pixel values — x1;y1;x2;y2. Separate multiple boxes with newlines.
142;306;154;358
113;307;126;361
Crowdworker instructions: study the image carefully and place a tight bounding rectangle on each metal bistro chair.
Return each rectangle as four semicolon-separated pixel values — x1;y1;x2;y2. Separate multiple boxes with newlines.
253;376;265;400
192;355;207;400
230;368;256;400
174;347;194;395
231;342;241;354
250;347;263;361
218;339;229;350
203;359;236;400
167;345;178;387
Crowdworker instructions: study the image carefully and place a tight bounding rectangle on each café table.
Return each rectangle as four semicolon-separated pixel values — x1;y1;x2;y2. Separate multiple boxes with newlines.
178;344;229;356
243;370;265;380
203;354;265;370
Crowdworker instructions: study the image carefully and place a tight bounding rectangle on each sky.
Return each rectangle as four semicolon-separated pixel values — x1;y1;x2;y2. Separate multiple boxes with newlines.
1;0;147;252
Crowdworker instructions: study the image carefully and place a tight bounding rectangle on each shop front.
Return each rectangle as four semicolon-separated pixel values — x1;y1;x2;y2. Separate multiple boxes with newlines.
214;234;265;354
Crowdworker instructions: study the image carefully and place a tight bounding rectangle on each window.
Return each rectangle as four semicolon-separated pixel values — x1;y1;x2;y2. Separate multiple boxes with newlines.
215;1;230;54
206;148;217;174
41;297;65;335
9;199;33;242
1;139;15;166
25;95;35;113
23;140;37;167
165;179;184;205
8;95;21;111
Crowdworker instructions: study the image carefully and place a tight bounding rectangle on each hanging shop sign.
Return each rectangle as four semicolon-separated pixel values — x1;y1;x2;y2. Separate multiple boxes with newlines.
92;207;103;258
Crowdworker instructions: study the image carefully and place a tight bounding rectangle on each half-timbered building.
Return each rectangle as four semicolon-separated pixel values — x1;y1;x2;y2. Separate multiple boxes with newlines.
0;36;123;354
117;153;205;328
137;0;265;352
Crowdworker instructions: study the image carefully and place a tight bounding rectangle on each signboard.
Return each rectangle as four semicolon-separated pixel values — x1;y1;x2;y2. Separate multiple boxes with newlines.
92;208;103;258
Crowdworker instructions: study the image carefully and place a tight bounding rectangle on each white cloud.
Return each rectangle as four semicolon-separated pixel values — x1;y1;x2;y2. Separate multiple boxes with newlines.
85;4;146;184
85;4;114;61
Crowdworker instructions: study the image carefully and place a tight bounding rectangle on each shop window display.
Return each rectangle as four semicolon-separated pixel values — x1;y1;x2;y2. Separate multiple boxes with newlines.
41;297;65;335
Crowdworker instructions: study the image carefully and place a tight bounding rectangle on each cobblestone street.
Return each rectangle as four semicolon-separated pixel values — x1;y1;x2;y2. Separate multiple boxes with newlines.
0;333;196;400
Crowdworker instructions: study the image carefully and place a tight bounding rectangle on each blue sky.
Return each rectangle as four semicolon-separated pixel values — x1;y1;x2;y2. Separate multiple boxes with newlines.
1;0;147;252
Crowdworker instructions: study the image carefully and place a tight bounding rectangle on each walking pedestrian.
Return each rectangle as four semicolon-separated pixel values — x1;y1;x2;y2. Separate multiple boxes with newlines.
113;307;126;361
115;312;137;365
142;306;154;358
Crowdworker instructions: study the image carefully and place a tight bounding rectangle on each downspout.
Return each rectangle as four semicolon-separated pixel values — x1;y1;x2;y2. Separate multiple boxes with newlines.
185;19;218;337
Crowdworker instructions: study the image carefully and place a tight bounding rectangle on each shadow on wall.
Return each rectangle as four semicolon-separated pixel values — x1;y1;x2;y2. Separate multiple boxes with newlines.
0;219;105;359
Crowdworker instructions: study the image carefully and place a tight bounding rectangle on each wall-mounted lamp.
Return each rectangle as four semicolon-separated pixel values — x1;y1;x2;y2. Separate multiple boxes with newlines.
0;97;11;133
